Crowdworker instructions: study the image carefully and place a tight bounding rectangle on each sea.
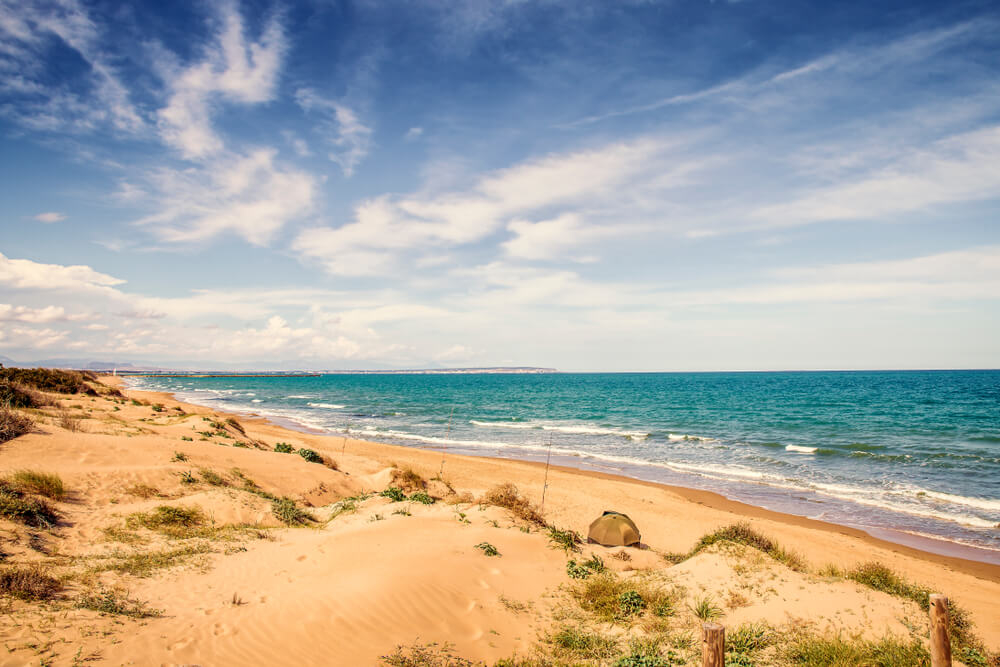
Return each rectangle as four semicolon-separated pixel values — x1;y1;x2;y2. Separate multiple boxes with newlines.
127;370;1000;564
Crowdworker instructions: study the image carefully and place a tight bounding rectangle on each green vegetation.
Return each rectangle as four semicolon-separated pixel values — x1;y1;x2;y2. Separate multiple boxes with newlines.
846;561;994;664
151;403;165;412
0;564;62;601
547;526;582;552
571;571;678;624
124;484;159;499
664;522;804;571
380;642;474;667
380;486;407;502
89;544;211;577
0;367;93;395
0;380;48;408
297;447;322;463
549;626;618;660
127;505;205;537
689;595;724;621
172;451;188;462
409;491;435;505
178;470;196;484
784;634;930;666
0;404;33;443
198;469;228;486
225;417;245;434
271;497;311;525
274;442;294;453
0;479;58;527
482;483;546;526
475;542;500;557
391;467;426;491
77;586;161;618
726;623;773;665
567;553;606;579
8;470;65;500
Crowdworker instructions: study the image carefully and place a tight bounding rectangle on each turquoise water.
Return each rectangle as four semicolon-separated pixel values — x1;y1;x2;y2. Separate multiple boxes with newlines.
130;371;1000;562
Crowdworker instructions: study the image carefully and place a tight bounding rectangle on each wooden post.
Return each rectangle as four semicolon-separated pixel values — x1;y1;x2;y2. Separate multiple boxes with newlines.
701;622;725;667
929;594;952;667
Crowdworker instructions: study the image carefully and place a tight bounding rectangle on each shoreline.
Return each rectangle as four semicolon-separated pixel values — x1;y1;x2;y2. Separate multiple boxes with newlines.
125;380;1000;583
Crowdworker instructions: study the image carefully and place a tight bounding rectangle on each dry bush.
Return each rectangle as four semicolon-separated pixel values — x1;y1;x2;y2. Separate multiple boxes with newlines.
124;483;160;499
391;467;427;492
446;492;474;505
57;409;82;432
0;381;53;408
0;405;33;443
482;483;545;526
0;564;63;601
0;479;58;527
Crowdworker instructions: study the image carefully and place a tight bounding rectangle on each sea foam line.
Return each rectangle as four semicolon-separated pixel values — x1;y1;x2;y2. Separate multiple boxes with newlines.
469;419;648;439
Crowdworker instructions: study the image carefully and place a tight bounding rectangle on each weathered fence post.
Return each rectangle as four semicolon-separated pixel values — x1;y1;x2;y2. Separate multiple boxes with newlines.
929;594;952;667
702;622;725;667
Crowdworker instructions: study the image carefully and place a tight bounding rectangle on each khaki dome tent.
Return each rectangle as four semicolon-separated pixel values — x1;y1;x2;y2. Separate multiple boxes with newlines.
587;511;640;547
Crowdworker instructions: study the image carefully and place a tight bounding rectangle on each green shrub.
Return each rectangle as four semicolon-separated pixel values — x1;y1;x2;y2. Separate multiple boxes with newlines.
0;404;33;443
475;542;500;557
271;497;310;525
619;590;646;616
380;487;406;502
8;470;65;500
151;403;165;412
547;526;582;552
0;564;62;601
567;554;605;580
297;447;323;463
127;505;204;535
0;367;90;394
409;491;435;505
685;522;804;570
0;381;43;408
274;442;294;453
690;595;723;620
549;627;618;659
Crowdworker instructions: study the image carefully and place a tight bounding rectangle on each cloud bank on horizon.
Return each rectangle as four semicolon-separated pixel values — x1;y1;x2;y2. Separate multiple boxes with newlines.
1;0;998;371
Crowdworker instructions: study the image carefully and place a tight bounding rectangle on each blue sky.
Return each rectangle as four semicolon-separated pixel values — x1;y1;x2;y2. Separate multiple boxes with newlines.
1;0;999;371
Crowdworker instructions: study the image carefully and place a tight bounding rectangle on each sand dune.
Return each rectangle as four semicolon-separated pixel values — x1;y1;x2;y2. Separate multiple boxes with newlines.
0;376;997;665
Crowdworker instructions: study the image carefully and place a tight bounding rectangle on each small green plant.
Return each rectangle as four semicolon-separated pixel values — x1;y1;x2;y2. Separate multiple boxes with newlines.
271;497;310;525
297;447;323;463
475;542;500;557
409;491;434;505
566;554;606;580
690;595;723;620
547;526;582;552
726;623;772;665
179;470;196;484
380;486;406;502
128;505;204;534
172;451;188;462
274;442;294;453
549;626;618;659
619;590;646;616
392;507;412;516
380;642;474;666
370;513;385;522
151;403;165;412
130;399;142;406
180;436;193;442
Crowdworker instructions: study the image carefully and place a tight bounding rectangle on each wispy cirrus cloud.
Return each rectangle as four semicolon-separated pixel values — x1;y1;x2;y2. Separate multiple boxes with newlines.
295;88;372;176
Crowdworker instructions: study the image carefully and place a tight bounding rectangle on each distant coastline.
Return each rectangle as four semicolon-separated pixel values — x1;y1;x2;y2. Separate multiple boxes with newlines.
115;367;558;377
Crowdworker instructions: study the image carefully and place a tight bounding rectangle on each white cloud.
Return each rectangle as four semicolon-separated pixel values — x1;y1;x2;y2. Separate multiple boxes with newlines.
0;253;125;291
0;304;86;323
134;149;315;245
405;126;424;140
156;4;285;159
295;88;373;176
34;212;66;223
294;137;673;274
504;213;614;261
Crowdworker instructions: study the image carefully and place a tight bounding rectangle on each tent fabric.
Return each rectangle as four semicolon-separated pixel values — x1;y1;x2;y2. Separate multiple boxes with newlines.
587;511;641;547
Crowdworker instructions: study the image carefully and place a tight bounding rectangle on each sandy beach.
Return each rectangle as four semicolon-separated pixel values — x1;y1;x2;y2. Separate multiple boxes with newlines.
1;373;998;666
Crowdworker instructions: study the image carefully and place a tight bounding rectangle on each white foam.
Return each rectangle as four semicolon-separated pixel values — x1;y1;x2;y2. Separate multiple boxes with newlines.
667;433;717;442
469;419;648;439
287;394;315;399
786;445;817;453
252;399;262;403
307;402;346;409
912;489;1000;512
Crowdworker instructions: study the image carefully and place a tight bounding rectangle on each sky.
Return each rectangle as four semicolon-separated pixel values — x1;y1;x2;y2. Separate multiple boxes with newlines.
1;0;999;371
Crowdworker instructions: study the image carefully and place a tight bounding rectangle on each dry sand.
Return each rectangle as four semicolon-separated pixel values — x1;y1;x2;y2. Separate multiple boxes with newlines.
1;377;997;666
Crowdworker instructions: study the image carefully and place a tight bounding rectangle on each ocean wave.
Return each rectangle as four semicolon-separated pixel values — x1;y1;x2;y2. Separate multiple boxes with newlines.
785;445;817;453
308;402;346;409
470;419;648;439
287;394;315;399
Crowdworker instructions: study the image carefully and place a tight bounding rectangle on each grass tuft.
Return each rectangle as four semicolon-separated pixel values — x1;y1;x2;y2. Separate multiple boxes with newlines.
127;505;205;537
784;634;930;666
380;642;474;666
475;542;500;557
0;564;62;601
77;586;161;618
271;497;311;525
667;522;805;571
0;479;58;527
9;470;66;500
547;526;582;553
380;486;406;502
